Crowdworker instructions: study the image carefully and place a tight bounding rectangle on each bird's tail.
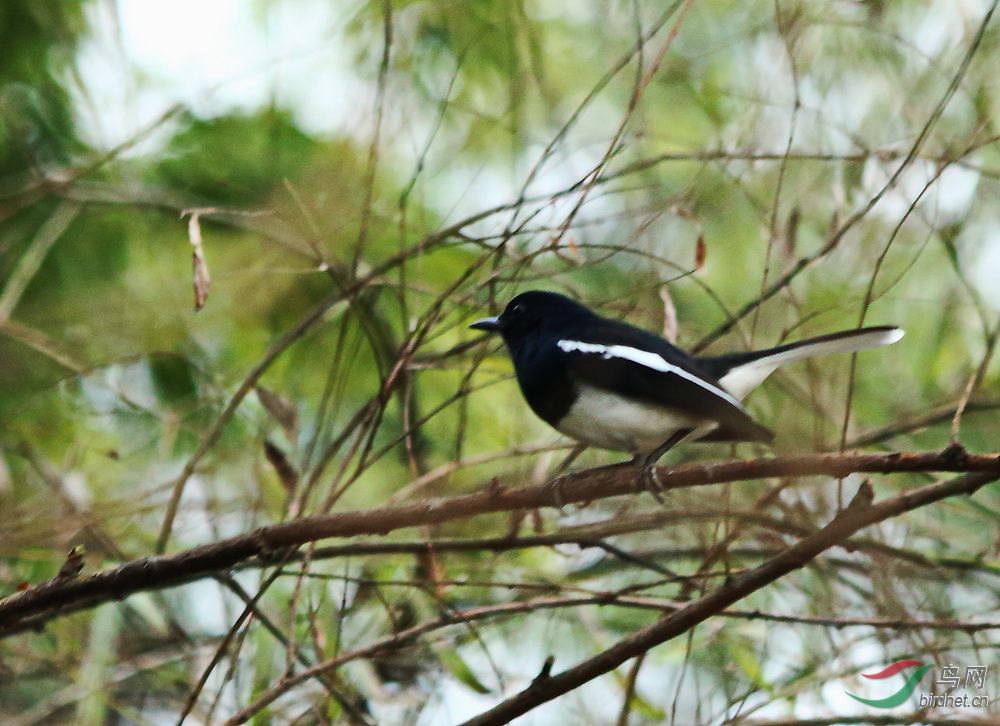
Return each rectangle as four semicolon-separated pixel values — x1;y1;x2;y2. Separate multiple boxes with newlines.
699;326;904;400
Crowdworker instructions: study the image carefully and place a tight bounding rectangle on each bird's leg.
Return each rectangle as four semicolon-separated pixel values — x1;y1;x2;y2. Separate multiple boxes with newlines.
633;428;696;501
545;444;588;510
629;453;665;504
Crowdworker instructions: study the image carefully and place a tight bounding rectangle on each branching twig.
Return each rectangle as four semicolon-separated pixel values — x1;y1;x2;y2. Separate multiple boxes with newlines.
456;470;997;725
2;446;997;638
692;0;998;352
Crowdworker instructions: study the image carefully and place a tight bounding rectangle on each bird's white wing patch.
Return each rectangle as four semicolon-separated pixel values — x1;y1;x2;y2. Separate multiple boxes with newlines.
556;339;744;410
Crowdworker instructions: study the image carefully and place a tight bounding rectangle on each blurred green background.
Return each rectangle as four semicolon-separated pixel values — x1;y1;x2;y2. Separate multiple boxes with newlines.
1;0;998;723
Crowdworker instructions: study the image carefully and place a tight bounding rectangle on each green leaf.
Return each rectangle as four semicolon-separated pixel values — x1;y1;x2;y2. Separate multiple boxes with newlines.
730;640;770;692
437;647;492;694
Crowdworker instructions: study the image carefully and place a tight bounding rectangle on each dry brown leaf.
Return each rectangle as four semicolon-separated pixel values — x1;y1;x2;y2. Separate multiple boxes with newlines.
263;439;298;497
659;285;679;343
783;208;800;272
256;385;298;442
695;234;707;271
186;211;211;311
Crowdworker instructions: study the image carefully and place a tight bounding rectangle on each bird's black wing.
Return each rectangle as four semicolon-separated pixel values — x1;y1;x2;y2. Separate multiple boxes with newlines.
557;320;773;443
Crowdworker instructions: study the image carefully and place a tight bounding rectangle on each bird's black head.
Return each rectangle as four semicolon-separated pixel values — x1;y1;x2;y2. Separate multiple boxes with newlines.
469;291;596;345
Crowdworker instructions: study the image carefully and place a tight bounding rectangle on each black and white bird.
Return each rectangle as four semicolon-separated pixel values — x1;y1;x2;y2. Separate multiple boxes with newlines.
471;291;903;485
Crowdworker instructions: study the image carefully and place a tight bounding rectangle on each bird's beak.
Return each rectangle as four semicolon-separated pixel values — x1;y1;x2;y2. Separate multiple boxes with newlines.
469;316;501;332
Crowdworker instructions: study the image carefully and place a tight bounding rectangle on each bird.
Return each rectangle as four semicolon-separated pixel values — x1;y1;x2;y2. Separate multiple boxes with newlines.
470;290;903;492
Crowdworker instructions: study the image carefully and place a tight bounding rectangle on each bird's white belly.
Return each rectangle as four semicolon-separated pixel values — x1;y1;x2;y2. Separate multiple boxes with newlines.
555;383;708;454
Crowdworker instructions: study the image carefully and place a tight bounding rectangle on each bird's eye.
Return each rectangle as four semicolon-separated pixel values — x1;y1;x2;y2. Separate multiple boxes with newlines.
509;304;524;316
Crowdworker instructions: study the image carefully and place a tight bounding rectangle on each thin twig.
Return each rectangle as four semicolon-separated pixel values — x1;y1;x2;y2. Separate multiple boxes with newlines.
456;471;996;725
2;446;997;637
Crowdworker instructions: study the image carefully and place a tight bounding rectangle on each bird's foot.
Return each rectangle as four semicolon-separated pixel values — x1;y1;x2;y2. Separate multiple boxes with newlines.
631;428;696;504
632;454;666;504
547;460;634;511
544;474;570;511
543;444;588;511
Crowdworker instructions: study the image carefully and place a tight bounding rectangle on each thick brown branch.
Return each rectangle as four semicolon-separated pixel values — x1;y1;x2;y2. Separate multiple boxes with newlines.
0;447;996;638
455;470;997;726
223;585;1000;724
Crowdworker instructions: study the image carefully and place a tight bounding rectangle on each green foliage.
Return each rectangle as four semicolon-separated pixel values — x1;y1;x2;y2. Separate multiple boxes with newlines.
155;110;320;204
0;2;86;174
2;0;1000;723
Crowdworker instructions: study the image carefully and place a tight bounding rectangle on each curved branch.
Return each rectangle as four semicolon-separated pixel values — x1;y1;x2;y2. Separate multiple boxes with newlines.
224;579;1000;724
0;446;996;638
456;470;997;726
